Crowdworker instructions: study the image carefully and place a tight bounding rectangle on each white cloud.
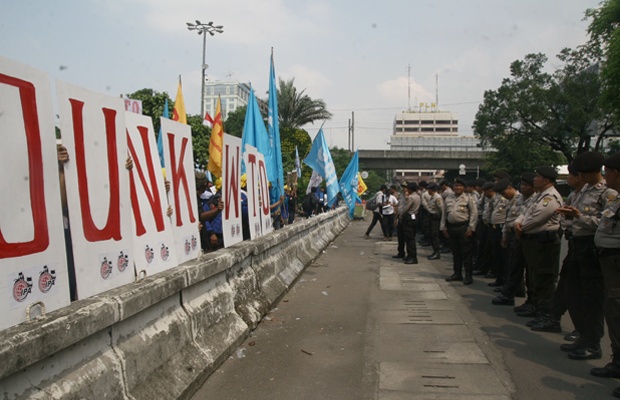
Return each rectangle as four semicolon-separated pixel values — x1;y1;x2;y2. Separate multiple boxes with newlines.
377;76;434;106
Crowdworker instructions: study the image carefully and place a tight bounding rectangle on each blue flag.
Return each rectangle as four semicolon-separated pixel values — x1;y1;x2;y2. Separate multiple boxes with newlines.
304;128;339;207
241;85;271;176
267;50;284;200
339;151;360;218
295;146;302;178
157;98;169;168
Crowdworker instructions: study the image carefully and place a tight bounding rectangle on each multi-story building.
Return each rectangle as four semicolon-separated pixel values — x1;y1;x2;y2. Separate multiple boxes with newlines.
393;110;458;136
203;81;267;121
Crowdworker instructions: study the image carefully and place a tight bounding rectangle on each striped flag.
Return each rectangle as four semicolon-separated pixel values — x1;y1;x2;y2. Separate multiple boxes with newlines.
207;96;224;178
172;75;187;124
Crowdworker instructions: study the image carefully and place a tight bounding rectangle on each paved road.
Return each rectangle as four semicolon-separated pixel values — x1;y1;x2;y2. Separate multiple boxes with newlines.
192;218;619;400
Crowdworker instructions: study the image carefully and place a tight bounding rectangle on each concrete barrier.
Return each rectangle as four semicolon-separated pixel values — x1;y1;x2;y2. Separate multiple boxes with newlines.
0;208;349;400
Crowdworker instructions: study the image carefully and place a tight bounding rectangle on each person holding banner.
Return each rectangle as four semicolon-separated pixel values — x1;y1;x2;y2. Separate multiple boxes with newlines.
269;182;285;230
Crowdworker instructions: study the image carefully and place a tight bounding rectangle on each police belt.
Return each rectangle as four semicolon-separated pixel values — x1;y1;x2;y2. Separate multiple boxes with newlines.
598;247;620;258
569;234;595;244
521;230;558;241
447;221;469;228
491;223;504;230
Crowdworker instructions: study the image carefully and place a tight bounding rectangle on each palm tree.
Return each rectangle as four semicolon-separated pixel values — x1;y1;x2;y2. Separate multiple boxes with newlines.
277;78;333;129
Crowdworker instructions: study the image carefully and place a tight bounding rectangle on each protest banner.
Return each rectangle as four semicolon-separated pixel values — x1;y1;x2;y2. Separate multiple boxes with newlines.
161;118;200;264
243;145;263;240
56;80;135;299
256;151;273;235
0;56;71;330
222;134;243;247
126;113;178;276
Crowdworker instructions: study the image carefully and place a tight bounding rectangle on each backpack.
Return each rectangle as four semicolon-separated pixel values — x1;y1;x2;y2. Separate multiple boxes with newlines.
365;197;378;210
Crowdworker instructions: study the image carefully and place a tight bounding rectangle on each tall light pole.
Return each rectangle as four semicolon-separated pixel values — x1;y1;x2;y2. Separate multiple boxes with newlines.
186;20;223;118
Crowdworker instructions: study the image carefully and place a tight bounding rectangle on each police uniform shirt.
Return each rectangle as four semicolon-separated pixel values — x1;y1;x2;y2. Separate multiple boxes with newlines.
502;192;523;234
595;194;620;249
490;194;509;225
475;191;484;216
515;186;562;233
399;192;421;221
427;192;443;217
571;181;617;237
440;193;478;231
441;186;454;200
482;196;493;225
421;190;431;212
561;189;579;233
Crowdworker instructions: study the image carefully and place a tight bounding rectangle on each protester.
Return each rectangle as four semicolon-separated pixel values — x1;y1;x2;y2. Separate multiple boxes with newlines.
364;185;387;239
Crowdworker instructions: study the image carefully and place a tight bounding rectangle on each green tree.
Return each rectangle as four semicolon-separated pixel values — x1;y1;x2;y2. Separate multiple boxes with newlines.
473;50;611;168
277;78;333;129
187;114;210;170
224;105;247;138
125;89;173;133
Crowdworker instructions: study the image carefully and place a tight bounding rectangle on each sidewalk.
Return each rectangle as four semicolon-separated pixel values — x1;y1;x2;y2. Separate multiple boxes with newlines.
192;217;617;400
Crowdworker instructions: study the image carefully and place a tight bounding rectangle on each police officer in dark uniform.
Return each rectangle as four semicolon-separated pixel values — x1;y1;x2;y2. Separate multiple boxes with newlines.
590;153;620;399
514;167;562;322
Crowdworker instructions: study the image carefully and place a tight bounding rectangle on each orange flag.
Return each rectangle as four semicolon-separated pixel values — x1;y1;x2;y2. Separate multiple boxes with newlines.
172;75;187;124
207;95;224;177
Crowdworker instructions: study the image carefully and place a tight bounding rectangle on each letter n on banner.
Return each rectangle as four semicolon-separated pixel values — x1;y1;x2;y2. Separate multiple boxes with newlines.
0;56;70;330
243;144;262;240
222;134;243;247
57;80;134;299
126;113;178;276
161;118;200;265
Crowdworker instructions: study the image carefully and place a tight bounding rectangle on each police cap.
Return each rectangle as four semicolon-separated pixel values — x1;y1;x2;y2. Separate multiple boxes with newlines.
567;163;578;176
481;182;495;191
493;171;511;180
536;166;558;181
604;152;620;170
493;178;511;193
406;182;419;192
454;178;467;187
427;182;438;190
521;172;536;185
573;151;604;173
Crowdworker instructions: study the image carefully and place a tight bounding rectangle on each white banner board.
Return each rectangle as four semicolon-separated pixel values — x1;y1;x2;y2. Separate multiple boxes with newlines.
243;145;262;240
161;118;200;264
222;134;243;247
126;113;178;276
56;81;134;299
0;56;71;330
257;151;273;236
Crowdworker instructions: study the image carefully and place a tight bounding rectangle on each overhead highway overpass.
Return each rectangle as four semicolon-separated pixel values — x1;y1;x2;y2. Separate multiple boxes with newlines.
358;148;491;170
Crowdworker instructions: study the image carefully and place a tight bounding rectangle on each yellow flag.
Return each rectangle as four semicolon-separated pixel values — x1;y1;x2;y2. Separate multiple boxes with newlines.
172;76;187;124
207;96;224;177
357;172;368;195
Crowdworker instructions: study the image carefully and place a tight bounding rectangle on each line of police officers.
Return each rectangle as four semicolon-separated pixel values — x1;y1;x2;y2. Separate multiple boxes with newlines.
419;151;620;399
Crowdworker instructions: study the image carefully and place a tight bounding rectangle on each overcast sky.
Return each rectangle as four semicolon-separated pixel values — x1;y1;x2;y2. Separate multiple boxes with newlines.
1;0;600;150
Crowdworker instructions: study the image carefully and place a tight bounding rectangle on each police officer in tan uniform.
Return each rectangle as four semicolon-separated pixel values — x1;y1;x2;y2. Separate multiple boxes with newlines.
590;153;620;399
556;152;617;361
514;166;562;321
441;178;478;284
484;182;510;287
426;182;444;260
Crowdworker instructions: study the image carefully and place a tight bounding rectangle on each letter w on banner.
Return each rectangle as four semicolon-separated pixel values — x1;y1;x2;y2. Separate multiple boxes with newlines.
161;118;200;264
57;80;134;300
222;134;243;247
126;113;178;276
0;56;70;330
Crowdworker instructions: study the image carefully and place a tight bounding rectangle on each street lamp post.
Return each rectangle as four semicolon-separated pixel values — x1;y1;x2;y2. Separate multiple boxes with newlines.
186;20;224;119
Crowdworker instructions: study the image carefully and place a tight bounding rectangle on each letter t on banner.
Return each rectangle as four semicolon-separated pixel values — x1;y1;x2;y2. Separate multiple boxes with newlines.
222;134;243;247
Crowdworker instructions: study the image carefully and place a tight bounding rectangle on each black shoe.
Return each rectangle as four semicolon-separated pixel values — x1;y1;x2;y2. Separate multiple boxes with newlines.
493;287;502;292
484;273;496;279
404;257;418;265
613;387;620;398
440;247;451;254
492;296;515;306
564;330;580;342
526;317;545;328
472;270;485;276
568;346;602;360
561;339;585;352
591;361;620;378
488;281;503;287
420;242;431;247
516;309;539;318
392;254;405;259
427;253;440;260
445;274;463;282
463;275;473;285
530;316;561;333
514;302;535;314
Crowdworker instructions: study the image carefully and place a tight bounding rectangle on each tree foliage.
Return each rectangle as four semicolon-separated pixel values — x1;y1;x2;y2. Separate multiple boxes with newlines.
224;105;247;138
277;78;333;129
473;49;612;168
126;88;173;133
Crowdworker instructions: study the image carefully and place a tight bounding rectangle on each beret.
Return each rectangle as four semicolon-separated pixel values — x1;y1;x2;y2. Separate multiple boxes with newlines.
454;178;467;187
481;182;495;191
419;180;428;188
493;178;510;192
439;180;448;186
474;178;486;187
407;182;419;191
604;152;620;170
521;172;536;184
536;166;558;180
493;171;511;180
573;151;604;173
567;162;579;176
427;182;438;190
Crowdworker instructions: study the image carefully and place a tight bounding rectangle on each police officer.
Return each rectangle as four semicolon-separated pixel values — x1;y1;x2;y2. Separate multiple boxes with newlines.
590;152;620;399
399;182;421;264
426;182;444;260
555;152;617;361
491;178;523;306
514;167;562;322
485;182;510;287
441;179;478;284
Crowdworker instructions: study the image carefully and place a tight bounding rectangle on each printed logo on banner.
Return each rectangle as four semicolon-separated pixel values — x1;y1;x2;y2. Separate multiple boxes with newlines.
117;251;129;272
191;235;197;251
230;224;241;238
144;245;154;264
100;257;113;279
254;222;260;237
37;266;56;293
12;272;33;303
159;243;170;261
184;238;191;255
